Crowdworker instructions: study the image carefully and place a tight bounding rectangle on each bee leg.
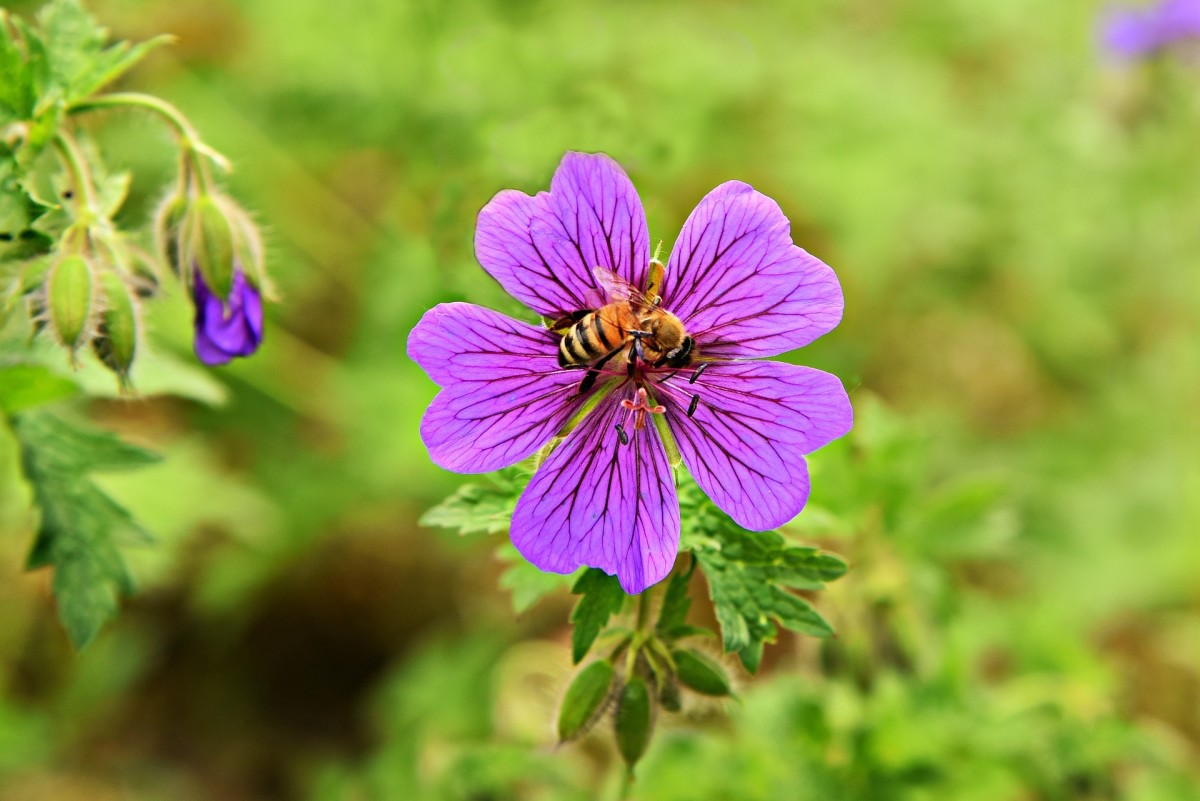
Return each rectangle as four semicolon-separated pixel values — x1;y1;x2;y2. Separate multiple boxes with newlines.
687;395;700;418
579;346;622;394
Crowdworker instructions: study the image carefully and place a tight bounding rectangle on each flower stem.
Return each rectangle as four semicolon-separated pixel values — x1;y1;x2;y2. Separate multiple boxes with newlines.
635;589;652;631
67;92;232;174
51;130;99;223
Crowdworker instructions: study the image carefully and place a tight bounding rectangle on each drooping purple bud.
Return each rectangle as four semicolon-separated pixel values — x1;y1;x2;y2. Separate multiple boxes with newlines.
192;268;263;365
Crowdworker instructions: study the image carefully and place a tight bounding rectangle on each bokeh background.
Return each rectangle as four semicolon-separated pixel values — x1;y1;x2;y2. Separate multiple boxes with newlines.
2;0;1200;799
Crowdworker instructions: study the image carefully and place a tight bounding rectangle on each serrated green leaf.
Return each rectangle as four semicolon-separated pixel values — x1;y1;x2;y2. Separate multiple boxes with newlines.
15;411;159;474
496;543;575;613
0;11;38;123
569;568;625;664
12;410;157;649
37;0;164;107
681;479;847;673
419;468;527;537
1;161;53;261
0;363;78;412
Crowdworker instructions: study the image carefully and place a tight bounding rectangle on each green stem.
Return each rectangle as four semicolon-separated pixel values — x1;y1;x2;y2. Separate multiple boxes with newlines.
51;131;98;222
68;92;231;179
635;588;652;632
69;91;199;143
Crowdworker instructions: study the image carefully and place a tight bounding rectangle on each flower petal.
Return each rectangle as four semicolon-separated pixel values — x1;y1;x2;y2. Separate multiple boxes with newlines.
544;152;651;294
510;390;679;594
662;181;843;359
659;361;852;531
407;302;590;473
474;152;649;317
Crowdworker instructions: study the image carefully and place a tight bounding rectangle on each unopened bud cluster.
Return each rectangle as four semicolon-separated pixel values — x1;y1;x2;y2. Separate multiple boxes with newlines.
23;223;153;388
557;627;732;772
18;132;269;382
153;156;267;366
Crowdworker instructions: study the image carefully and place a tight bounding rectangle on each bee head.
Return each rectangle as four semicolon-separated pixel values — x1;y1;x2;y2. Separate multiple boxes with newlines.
644;311;686;350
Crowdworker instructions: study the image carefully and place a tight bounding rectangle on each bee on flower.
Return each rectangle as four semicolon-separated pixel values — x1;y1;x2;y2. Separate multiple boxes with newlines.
407;152;853;594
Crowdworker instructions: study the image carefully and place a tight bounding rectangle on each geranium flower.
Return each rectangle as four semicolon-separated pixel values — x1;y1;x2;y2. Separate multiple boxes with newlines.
192;268;263;365
408;152;852;593
1103;0;1200;59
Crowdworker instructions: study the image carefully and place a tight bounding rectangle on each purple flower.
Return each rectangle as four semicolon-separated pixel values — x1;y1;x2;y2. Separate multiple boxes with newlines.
407;153;853;594
1103;0;1200;58
192;268;264;365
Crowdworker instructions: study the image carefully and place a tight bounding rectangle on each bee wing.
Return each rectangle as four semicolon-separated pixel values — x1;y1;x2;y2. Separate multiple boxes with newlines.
593;266;656;308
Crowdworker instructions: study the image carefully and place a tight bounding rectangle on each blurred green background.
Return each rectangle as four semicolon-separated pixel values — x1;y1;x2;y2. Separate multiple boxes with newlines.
2;0;1200;799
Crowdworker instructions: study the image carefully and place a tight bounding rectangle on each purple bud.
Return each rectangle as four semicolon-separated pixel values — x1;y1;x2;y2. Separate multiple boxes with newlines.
192;268;263;365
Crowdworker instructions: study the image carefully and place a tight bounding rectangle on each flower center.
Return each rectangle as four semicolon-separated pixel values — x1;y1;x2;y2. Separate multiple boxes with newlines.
613;386;664;445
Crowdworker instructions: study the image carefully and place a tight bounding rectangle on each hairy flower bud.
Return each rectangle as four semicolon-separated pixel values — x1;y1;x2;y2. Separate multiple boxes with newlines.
658;673;682;712
613;675;653;767
557;659;615;742
153;192;188;278
672;649;731;697
92;271;140;388
45;253;96;355
219;195;268;293
183;195;236;300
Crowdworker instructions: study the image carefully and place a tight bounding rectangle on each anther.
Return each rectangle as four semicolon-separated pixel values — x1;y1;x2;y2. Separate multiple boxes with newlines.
687;395;700;417
689;363;709;384
614;424;629;446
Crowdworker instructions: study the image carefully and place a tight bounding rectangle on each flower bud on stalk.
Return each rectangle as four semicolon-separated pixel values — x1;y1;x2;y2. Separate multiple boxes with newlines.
92;271;141;389
672;649;732;697
658;673;683;712
557;659;616;742
182;195;236;300
153;191;189;279
613;674;654;768
45;253;97;360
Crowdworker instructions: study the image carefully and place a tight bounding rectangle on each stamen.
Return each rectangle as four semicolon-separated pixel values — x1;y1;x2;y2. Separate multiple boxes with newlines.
620;386;666;431
614;424;629;446
687;394;700;417
689;363;709;384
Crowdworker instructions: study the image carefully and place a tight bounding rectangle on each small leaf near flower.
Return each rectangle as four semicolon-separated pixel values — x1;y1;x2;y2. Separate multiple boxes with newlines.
569;568;625;664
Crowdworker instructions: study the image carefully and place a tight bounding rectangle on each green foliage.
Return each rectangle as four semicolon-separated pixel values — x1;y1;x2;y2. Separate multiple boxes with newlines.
680;478;848;672
2;0;1200;797
568;568;625;664
418;467;525;536
654;554;694;637
0;363;77;411
12;410;157;648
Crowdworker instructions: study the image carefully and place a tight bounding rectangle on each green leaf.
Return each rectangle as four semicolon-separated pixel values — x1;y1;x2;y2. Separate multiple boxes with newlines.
419;468;527;537
36;0;168;107
682;480;847;672
12;410;158;649
655;554;694;637
496;543;575;614
0;161;53;261
569;568;626;664
0;11;38;123
0;363;78;412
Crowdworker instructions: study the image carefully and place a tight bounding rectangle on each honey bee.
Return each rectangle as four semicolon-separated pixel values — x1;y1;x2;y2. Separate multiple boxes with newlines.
553;262;696;393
